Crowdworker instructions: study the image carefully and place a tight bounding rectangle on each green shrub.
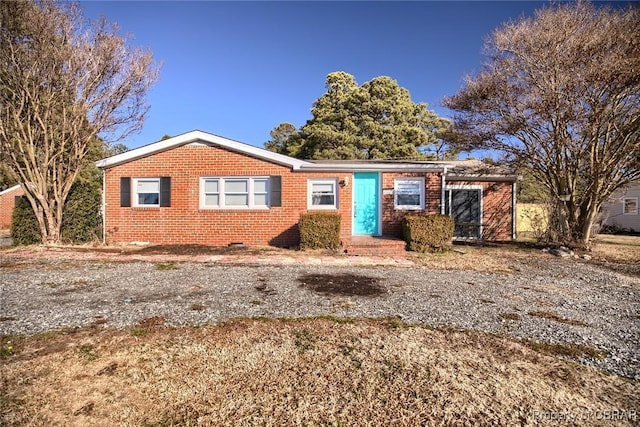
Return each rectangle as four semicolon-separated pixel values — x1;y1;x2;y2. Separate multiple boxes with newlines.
10;196;41;245
11;178;102;246
299;212;341;250
61;180;102;244
402;213;454;253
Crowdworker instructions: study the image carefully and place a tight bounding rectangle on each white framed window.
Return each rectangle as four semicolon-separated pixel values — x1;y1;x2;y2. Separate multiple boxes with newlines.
225;179;249;206
623;197;638;215
308;179;338;210
253;178;269;207
134;178;160;207
394;178;424;210
200;177;270;209
202;179;220;207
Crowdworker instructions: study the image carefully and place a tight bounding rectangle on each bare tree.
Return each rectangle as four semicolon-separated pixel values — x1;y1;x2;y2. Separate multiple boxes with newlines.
0;0;159;243
444;1;640;245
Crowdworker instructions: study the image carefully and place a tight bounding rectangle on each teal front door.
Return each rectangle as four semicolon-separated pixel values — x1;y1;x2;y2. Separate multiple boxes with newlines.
353;172;380;235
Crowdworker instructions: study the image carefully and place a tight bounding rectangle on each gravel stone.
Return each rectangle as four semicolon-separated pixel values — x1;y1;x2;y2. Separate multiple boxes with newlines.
1;254;638;380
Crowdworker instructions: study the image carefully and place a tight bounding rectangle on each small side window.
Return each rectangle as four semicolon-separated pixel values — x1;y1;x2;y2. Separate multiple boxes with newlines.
308;179;338;210
134;178;160;207
394;178;424;210
202;178;220;207
253;178;269;207
623;197;638;215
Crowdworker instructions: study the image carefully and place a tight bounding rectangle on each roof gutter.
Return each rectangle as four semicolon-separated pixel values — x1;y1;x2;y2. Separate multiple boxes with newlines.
446;174;519;182
299;163;448;173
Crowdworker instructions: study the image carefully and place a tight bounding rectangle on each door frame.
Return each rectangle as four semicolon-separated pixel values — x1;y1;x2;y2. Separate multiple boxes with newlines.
445;184;483;239
352;171;382;236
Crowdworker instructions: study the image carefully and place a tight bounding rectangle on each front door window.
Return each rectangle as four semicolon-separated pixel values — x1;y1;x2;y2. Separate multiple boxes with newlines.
445;188;482;238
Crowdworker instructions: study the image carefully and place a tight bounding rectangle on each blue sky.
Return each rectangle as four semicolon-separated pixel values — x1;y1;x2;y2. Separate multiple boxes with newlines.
79;1;618;151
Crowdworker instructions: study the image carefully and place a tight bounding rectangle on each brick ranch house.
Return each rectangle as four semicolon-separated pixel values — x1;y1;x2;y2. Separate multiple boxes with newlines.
0;184;24;230
96;130;518;248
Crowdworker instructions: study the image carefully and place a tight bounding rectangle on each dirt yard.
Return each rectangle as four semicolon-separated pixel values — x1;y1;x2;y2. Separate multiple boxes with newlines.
1;235;639;426
2;319;639;426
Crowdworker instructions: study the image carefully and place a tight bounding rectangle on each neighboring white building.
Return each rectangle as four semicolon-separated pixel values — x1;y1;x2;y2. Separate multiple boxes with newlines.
601;182;640;232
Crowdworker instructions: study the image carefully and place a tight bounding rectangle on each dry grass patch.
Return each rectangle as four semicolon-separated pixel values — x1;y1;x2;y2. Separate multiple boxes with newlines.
2;319;638;426
189;303;207;311
592;235;640;262
154;262;179;271
524;340;607;361
500;312;522;321
136;244;284;256
591;235;640;278
412;242;545;273
528;310;588;327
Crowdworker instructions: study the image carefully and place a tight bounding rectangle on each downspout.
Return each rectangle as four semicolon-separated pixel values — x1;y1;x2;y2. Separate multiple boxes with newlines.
440;167;447;214
102;168;106;245
511;180;517;240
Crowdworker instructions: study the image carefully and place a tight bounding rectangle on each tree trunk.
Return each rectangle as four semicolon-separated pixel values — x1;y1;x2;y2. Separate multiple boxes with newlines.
558;202;573;244
563;200;599;246
44;208;61;244
35;206;49;245
24;191;63;245
578;203;599;246
580;214;596;245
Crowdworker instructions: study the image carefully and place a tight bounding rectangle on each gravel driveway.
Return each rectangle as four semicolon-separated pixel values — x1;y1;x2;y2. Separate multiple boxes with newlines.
1;253;639;380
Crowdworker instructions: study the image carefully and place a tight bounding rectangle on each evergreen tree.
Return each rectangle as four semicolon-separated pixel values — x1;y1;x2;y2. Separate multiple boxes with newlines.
266;71;449;160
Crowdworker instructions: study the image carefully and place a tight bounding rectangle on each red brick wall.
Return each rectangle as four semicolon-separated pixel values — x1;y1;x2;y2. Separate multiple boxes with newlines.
381;172;443;237
103;143;514;246
103;144;353;246
447;180;514;241
0;185;24;230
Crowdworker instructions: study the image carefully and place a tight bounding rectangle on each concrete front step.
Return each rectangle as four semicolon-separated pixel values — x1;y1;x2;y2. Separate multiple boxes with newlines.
342;236;407;256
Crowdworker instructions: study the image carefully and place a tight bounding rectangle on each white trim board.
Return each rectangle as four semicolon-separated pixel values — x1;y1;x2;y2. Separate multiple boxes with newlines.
96;130;311;170
95;129;518;182
0;184;21;195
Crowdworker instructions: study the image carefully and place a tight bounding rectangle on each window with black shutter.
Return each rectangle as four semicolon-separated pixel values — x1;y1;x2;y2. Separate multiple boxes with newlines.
120;177;131;207
270;176;282;207
159;177;171;207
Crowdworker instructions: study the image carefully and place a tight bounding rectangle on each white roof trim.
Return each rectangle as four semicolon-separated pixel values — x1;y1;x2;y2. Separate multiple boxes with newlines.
300;163;448;172
96;130;312;170
446;174;519;182
95;131;515;180
0;184;22;195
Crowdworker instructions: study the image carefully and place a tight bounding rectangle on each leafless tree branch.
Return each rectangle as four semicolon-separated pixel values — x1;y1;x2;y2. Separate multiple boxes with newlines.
444;1;640;244
0;0;159;243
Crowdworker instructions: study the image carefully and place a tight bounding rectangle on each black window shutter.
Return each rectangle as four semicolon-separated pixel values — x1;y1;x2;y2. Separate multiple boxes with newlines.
120;177;131;207
160;177;171;207
270;176;282;207
14;195;22;205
